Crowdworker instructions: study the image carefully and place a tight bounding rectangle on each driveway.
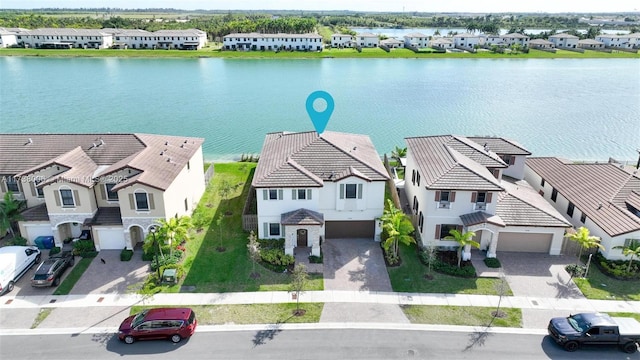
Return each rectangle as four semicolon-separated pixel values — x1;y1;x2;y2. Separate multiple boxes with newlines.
70;250;150;294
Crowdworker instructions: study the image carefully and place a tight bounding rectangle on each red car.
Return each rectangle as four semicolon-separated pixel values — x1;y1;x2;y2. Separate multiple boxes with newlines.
118;308;197;344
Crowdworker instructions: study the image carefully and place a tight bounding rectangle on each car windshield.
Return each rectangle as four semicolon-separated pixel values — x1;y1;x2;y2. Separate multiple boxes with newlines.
132;310;149;328
568;314;587;332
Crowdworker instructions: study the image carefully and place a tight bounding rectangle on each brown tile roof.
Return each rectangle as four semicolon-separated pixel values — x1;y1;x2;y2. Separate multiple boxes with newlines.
497;179;571;228
18;147;98;188
404;135;504;191
85;207;123;226
252;131;389;188
626;191;640;213
281;208;324;225
0;133;203;192
526;157;640;236
460;211;505;227
20;203;49;222
467;137;531;156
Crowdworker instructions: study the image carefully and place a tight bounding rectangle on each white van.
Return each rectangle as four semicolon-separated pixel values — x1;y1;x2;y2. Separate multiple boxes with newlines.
0;246;41;295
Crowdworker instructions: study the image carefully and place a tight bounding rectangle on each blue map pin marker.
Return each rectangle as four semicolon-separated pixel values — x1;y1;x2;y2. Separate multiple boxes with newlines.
306;90;334;135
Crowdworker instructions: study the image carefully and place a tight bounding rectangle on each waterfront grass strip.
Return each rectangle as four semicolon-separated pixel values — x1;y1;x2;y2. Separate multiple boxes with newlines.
52;257;93;296
402;305;522;328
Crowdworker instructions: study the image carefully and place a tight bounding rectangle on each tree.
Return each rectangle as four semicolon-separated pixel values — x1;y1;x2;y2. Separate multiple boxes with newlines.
613;239;640;273
155;216;191;256
215;214;226;252
380;199;415;262
0;191;23;238
218;179;233;214
390;145;407;165
247;230;261;278
444;229;479;268
565;227;604;265
289;263;308;315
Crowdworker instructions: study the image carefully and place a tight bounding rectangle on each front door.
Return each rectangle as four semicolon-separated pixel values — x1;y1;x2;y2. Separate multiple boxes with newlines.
297;229;308;247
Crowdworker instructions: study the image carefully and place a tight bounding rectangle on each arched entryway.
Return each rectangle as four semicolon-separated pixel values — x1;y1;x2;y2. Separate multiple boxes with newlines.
129;225;145;250
297;229;308;247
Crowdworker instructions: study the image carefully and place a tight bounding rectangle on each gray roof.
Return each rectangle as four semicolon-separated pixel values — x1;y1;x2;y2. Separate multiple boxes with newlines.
526;157;640;236
85;207;123;226
530;39;554;45
20;203;49;222
252;131;389;188
453;33;478;38
460;211;505;227
224;32;321;39
103;28;152;36
468;136;531;156
404;32;427;38
357;33;378;37
153;29;206;36
404;135;504;191
497;179;571;228
578;39;604;45
503;33;529;39
281;208;324;225
21;28;111;36
431;38;453;44
549;33;579;39
380;38;403;45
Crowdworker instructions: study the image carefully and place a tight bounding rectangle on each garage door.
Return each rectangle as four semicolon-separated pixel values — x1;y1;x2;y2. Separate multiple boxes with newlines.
325;221;375;239
96;228;125;250
24;224;52;244
497;232;552;253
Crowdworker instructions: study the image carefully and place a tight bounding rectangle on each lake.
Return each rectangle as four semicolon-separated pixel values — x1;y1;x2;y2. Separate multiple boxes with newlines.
0;57;638;162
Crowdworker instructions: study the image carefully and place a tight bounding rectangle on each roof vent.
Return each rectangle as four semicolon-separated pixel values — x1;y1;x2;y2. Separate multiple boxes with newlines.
160;150;165;156
165;141;169;146
597;203;603;210
353;147;357;151
25;138;33;145
99;139;105;146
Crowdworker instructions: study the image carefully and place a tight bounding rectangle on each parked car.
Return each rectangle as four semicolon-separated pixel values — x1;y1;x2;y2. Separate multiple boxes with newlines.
118;308;197;344
0;245;41;295
548;312;640;353
31;251;75;287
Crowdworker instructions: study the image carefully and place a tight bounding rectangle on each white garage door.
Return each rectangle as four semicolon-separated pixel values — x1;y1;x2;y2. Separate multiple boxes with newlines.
96;228;125;250
497;232;553;253
24;224;52;244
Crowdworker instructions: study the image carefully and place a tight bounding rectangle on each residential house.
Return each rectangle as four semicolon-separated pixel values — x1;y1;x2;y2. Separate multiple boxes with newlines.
331;34;354;48
106;28;207;50
430;37;454;49
467;137;531;180
223;33;324;51
524;157;640;260
380;38;404;48
16;28;114;49
453;33;482;50
595;34;639;49
529;39;555;49
0;28;18;48
0;134;205;251
356;33;379;48
251;131;389;256
485;33;530;48
578;39;605;49
403;32;428;48
404;135;570;261
548;33;579;49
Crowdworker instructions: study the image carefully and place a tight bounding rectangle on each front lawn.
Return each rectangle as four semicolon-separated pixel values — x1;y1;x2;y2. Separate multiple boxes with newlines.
388;243;512;295
130;303;323;324
165;162;323;293
402;305;522;328
573;262;640;301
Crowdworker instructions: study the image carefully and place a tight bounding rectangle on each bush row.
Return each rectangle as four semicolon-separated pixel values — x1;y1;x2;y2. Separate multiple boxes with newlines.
595;252;640;280
418;250;476;278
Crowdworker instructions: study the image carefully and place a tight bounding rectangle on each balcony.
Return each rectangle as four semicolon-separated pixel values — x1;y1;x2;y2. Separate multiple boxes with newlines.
438;201;451;209
474;202;487;211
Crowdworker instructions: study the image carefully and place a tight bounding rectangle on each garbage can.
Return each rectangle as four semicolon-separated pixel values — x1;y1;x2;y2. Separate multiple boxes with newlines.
34;236;54;249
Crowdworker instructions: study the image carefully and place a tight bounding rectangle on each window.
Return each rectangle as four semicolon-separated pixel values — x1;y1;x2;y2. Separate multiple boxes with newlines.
416;172;421;186
269;189;278;200
60;189;74;207
34;179;44;198
412;169;415;185
567;202;575;217
5;176;19;192
437;224;460;240
105;184;118;201
624;238;639;247
500;155;513;165
436;190;454;209
269;223;281;236
292;188;311;200
476;192;486;203
135;192;149;211
440;191;450;202
345;184;357;199
580;212;586;223
418;211;424;232
551;188;558;202
184;198;189;211
412;196;419;214
540;178;546;187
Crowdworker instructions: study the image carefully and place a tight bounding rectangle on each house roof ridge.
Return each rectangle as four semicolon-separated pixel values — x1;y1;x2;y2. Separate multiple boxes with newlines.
318;132;389;180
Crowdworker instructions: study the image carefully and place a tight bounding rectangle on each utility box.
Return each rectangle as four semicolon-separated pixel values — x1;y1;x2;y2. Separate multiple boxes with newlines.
162;268;177;284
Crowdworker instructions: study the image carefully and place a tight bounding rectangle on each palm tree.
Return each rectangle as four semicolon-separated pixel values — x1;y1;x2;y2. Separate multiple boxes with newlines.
380;199;415;260
390;146;407;166
155;216;192;256
444;229;479;268
0;191;23;238
565;227;604;264
613;240;640;273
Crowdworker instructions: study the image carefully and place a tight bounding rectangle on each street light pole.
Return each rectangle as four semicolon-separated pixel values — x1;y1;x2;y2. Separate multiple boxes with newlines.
150;226;160;281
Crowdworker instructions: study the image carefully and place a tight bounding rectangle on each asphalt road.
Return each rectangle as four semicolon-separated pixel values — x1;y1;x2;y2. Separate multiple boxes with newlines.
2;328;638;360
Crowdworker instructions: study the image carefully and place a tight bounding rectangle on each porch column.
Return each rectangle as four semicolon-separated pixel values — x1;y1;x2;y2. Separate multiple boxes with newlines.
487;232;497;258
462;244;472;261
311;227;320;257
123;228;132;250
285;228;294;256
51;226;63;248
374;218;382;242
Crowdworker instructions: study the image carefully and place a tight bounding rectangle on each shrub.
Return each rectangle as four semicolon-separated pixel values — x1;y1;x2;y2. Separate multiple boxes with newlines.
73;240;97;257
260;248;294;272
5;236;27;246
484;257;501;268
419;251;476;277
49;246;61;255
258;238;285;250
565;264;586;277
150;252;183;270
120;248;133;261
308;255;323;264
595;252;640;280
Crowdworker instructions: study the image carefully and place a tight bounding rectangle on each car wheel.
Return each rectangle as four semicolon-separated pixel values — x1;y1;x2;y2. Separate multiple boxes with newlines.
170;334;182;343
623;342;638;354
563;341;579;352
53;277;60;286
124;336;135;344
35;254;41;263
69;257;75;266
6;281;14;293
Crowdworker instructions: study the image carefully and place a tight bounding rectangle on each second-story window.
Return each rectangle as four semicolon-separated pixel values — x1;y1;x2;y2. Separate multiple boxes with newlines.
135;192;149;211
567;202;575;217
5;176;19;192
436;190;455;209
60;189;75;207
105;183;119;201
34;179;44;198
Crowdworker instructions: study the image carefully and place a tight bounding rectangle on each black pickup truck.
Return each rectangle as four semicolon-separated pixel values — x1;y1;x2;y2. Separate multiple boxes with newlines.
548;312;640;353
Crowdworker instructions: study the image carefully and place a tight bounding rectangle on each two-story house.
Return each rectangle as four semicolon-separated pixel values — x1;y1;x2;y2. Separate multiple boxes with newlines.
251;131;389;257
357;33;379;48
525;157;640;260
548;33;579;49
331;34;354;48
404;135;569;261
0;133;205;251
403;32;428;48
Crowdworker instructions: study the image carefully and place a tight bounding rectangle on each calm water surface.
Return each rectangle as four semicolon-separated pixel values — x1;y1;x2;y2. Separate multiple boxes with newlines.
0;57;638;161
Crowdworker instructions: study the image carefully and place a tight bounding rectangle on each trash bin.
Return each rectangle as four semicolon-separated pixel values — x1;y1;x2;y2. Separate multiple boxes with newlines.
162;269;177;284
34;236;54;249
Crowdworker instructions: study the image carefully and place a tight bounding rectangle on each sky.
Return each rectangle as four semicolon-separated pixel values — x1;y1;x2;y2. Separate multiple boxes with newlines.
1;0;638;13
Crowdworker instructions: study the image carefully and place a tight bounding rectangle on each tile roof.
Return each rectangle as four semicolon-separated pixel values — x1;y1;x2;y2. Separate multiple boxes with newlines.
431;38;453;44
626;191;640;213
0;133;203;192
357;33;379;37
549;33;579;39
404;32;427;38
460;211;505;227
578;39;604;45
380;38;403;45
18;147;98;188
468;136;531;155
497;179;571;227
529;39;554;45
281;208;324;225
224;32;322;39
503;33;529;39
405;135;505;191
85;207;123;226
526;157;640;236
22;28;111;36
153;29;206;36
252;131;389;188
20;203;50;222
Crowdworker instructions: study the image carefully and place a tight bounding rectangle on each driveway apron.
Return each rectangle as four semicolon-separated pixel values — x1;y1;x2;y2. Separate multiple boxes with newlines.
320;238;408;323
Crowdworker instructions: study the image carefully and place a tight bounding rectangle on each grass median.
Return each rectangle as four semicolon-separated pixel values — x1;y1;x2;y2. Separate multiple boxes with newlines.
52;257;93;295
402;305;522;328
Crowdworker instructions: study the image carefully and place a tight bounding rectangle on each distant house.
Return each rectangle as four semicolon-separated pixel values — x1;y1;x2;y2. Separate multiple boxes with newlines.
525;158;640;260
595;34;639;49
453;33;482;49
145;29;207;50
380;38;404;48
357;33;379;48
223;33;324;51
403;32;428;48
331;34;354;48
430;37;454;49
548;33;579;49
16;28;113;49
1;134;205;251
404;135;569;260
0;27;17;48
529;39;555;49
578;39;605;49
252;131;389;256
486;33;530;48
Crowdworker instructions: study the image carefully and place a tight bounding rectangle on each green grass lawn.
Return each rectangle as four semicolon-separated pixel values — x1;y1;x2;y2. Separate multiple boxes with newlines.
52;257;93;295
130;303;323;324
170;162;323;293
402;305;522;328
388;243;512;296
573;263;640;301
608;312;640;322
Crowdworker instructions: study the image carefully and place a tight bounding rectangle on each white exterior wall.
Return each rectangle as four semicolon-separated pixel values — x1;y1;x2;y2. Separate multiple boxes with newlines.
358;36;379;47
502;155;527;180
332;35;353;47
454;35;480;48
224;35;323;51
256;187;320;239
161;146;205;219
596;35;635;49
549;36;579;48
403;36;428;48
20;34;112;49
0;33;17;48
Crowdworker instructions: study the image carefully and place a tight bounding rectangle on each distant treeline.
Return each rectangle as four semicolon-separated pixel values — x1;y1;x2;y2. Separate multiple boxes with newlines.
0;11;637;41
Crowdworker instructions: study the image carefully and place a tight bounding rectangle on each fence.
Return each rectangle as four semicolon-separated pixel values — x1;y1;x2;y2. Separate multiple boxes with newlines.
242;185;258;232
204;164;215;185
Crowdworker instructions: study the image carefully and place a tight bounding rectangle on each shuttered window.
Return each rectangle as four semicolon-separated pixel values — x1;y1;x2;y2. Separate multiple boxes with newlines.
60;189;75;207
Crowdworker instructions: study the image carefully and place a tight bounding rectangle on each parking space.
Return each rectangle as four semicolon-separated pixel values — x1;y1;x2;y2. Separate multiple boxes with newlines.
4;249;77;297
70;250;150;295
